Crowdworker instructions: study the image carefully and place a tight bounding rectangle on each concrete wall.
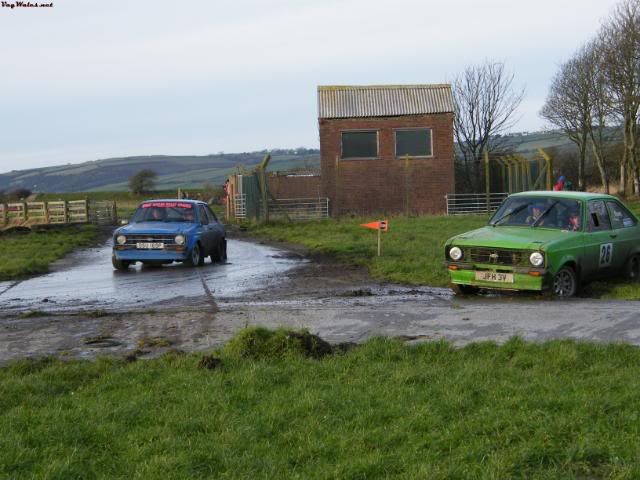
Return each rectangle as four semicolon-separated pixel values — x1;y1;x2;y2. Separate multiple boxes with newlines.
319;113;455;215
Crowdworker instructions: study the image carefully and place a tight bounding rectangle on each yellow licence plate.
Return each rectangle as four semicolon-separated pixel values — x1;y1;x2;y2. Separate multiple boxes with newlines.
474;271;514;283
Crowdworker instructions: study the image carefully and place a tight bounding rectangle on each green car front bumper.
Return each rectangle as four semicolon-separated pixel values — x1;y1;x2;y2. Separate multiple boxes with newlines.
447;263;548;291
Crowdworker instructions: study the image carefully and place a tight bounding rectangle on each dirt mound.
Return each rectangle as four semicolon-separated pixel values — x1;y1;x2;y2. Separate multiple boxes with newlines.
198;355;222;370
223;327;333;360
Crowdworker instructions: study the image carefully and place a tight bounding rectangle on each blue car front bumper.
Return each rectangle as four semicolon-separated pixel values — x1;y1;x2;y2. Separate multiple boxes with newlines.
113;248;190;263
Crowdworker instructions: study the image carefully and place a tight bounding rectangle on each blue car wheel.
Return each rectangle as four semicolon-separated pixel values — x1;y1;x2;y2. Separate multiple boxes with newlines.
211;238;227;263
186;243;204;267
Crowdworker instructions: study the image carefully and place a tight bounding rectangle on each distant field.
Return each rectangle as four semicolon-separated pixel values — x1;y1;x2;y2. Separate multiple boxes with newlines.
0;132;580;194
0;149;320;193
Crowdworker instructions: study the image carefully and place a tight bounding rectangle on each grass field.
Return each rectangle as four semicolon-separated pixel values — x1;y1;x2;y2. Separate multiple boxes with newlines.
1;330;640;479
246;215;488;287
0;225;97;280
245;204;640;299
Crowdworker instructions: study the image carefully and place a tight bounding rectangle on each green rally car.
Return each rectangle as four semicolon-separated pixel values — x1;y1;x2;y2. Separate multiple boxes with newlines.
445;191;640;297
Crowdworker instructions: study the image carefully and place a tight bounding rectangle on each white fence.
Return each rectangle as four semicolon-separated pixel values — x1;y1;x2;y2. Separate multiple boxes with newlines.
445;193;508;215
233;194;247;219
268;197;330;221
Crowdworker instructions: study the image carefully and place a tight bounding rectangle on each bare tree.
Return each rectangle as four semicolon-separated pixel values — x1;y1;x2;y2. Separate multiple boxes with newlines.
453;61;524;192
540;52;591;191
585;41;615;193
599;0;640;196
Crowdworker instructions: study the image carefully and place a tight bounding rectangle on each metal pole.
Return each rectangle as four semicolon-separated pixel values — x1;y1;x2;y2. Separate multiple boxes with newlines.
335;155;340;216
405;154;411;216
538;148;552;190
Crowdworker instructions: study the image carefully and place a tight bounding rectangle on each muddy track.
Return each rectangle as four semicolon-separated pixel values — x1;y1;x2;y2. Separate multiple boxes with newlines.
1;234;640;363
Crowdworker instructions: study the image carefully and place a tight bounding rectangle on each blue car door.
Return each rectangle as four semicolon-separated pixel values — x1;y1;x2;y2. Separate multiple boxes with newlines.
205;206;224;244
198;205;216;255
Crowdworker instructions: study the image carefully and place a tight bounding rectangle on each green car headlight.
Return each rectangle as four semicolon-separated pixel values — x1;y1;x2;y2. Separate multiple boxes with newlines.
116;235;127;245
449;246;463;261
529;252;544;267
175;234;186;245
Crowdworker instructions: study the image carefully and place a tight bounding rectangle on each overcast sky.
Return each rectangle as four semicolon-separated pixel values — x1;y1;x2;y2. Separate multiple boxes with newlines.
0;0;621;173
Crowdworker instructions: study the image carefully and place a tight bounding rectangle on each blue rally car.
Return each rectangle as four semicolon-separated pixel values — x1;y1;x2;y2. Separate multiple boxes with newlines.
112;199;226;270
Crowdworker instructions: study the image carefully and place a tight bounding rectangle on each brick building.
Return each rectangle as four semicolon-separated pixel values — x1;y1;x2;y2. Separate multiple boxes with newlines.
318;84;455;215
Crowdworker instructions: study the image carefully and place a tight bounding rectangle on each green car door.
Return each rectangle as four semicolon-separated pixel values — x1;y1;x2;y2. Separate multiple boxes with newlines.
606;199;640;270
583;199;619;279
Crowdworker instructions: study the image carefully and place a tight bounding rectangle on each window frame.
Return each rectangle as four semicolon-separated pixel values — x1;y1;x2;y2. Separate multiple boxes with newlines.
605;200;638;230
198;205;210;225
340;129;380;160
205;205;219;223
393;127;434;159
587;200;612;232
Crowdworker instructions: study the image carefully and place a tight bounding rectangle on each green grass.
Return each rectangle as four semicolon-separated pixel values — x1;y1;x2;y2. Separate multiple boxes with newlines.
246;215;487;286
2;333;640;478
0;225;97;280
245;203;640;299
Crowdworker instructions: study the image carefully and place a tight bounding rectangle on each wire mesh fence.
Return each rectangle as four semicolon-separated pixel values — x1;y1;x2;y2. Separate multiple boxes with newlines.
445;193;508;215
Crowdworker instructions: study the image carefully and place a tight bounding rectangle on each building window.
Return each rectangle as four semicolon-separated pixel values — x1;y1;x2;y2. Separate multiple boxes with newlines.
395;128;432;157
341;131;378;159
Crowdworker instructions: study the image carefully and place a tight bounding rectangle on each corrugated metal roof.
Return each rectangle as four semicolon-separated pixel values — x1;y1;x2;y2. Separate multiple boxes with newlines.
318;84;453;119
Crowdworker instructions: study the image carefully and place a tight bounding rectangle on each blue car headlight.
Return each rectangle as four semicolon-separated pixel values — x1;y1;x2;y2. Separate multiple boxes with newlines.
116;235;127;245
175;234;186;245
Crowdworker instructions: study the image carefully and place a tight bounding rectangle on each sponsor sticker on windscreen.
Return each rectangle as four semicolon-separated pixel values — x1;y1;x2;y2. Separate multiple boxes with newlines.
142;202;192;209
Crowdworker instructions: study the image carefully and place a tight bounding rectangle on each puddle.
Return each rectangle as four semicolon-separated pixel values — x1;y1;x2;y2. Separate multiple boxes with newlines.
0;239;305;313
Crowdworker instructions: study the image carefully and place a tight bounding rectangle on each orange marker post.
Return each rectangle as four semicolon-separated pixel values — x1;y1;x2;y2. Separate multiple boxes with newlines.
360;220;389;256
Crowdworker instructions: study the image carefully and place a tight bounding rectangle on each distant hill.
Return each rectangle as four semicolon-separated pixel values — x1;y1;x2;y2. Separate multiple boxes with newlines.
0;131;576;193
0;149;320;193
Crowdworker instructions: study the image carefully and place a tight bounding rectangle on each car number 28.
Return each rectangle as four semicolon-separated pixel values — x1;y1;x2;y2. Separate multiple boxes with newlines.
599;243;613;267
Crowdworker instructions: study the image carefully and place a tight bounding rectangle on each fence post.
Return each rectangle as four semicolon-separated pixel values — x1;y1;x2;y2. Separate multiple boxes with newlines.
484;151;490;213
537;148;553;190
404;154;412;216
334;155;340;217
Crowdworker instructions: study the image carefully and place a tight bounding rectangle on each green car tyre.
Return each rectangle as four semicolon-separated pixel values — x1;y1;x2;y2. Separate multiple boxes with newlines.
625;254;640;282
552;266;577;298
450;284;480;295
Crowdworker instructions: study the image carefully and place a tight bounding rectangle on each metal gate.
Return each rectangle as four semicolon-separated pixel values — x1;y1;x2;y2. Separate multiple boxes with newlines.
88;201;118;225
445;193;508;215
266;198;330;221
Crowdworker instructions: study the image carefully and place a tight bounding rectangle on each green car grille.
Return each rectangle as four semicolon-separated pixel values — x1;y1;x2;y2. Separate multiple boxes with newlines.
466;248;528;266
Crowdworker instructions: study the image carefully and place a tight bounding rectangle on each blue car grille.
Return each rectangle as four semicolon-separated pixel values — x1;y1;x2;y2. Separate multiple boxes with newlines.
122;234;177;246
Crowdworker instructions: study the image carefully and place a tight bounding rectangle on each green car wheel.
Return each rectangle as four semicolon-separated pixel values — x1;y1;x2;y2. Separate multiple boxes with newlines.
552;266;577;298
626;255;640;282
450;284;480;295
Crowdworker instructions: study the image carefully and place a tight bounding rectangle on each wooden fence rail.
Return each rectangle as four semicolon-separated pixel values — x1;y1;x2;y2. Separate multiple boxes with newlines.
0;200;118;230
